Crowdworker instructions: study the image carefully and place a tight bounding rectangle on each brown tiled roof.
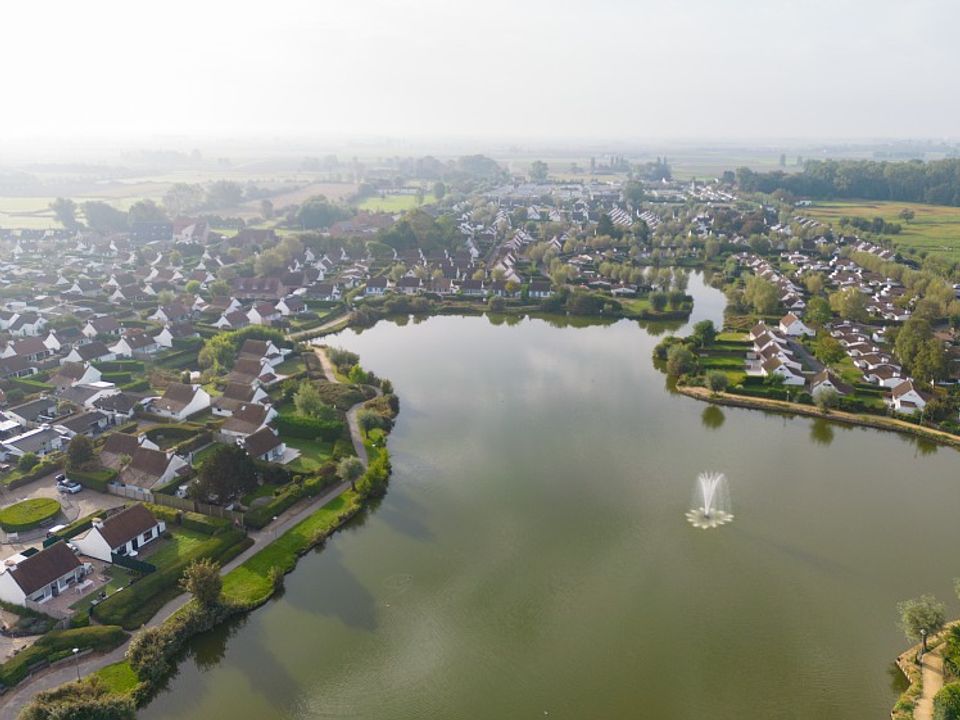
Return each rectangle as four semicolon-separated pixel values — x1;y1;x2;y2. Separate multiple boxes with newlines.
129;447;171;477
155;383;197;413
221;383;257;401
223;403;268;435
101;432;140;457
244;427;282;458
7;542;80;595
76;341;111;361
98;504;160;548
239;339;269;357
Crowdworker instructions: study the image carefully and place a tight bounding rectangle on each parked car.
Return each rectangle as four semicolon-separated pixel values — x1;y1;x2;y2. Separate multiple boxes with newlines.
54;473;66;483
57;480;82;494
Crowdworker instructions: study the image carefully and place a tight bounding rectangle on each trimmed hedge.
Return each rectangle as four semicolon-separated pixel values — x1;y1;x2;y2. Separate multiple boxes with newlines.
94;360;145;373
144;504;232;536
91;528;251;629
70;467;118;492
121;379;150;392
244;473;337;530
0;498;61;532
275;412;344;441
0;625;128;687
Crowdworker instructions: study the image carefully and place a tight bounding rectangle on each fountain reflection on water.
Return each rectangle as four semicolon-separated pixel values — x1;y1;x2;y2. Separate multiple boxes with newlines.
686;471;733;529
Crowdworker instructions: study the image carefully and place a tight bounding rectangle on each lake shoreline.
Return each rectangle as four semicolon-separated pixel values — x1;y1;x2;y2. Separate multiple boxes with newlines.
676;385;960;450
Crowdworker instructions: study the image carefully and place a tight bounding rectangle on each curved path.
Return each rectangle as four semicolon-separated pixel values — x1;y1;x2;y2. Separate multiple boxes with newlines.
0;348;376;718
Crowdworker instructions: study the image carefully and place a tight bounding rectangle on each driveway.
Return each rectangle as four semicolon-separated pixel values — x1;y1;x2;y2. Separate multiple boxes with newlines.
0;472;126;551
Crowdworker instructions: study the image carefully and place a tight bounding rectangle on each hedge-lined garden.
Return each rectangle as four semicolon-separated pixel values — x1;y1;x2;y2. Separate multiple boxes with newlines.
0;625;127;688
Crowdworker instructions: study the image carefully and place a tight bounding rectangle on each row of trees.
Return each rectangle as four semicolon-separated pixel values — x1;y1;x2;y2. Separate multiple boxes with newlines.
736;159;960;207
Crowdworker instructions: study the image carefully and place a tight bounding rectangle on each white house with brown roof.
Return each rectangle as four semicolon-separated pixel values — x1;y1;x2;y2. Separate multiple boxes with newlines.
73;505;166;562
243;427;286;463
779;313;814;337
119;446;189;489
0;543;85;607
150;383;210;421
886;379;931;414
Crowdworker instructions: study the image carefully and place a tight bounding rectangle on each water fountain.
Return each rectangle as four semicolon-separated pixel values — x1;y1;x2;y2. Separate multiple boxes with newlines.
685;471;734;529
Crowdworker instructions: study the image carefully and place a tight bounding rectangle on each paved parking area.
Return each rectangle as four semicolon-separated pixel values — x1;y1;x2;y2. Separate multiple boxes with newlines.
0;472;127;552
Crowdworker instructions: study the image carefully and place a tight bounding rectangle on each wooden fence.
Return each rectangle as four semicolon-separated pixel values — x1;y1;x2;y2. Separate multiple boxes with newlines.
105;484;245;525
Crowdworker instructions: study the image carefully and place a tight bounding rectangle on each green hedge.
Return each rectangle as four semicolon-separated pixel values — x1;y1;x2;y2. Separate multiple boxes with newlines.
91;528;251;629
0;498;61;532
144;504;232;536
244;474;337;530
0;625;128;687
7;377;53;394
275;412;344;441
70;467;118;492
121;379;150;392
101;371;133;384
95;360;145;373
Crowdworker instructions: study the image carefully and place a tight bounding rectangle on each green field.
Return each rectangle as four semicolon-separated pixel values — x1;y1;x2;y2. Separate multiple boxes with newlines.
356;193;437;212
805;200;960;262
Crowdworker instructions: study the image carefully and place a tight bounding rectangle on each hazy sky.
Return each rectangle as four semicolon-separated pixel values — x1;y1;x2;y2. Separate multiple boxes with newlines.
4;0;959;142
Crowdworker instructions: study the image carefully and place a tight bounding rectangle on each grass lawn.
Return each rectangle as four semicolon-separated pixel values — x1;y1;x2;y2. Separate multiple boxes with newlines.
191;443;221;468
805;200;960;262
94;661;140;695
356;193;436;212
241;484;277;506
284;436;334;473
0;498;61;532
145;528;208;569
69;566;138;616
222;492;359;605
717;332;749;342
275;357;306;375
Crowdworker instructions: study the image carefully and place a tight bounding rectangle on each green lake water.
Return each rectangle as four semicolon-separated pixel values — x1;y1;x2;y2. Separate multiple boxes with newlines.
141;274;958;719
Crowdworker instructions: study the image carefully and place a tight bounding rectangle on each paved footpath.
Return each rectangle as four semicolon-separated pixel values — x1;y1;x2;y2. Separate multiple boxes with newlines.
915;648;944;720
0;348;375;718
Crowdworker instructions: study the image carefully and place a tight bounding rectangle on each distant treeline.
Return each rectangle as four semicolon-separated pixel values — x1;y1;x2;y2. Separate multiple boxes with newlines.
735;159;960;206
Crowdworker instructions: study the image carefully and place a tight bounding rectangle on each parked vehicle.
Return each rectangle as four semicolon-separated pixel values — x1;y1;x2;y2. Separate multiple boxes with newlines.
57;480;82;494
54;473;66;483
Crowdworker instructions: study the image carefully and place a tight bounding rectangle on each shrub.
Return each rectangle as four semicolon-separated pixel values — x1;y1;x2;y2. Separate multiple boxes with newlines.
934;682;960;720
144;504;230;536
0;498;61;532
17;452;39;472
18;676;136;720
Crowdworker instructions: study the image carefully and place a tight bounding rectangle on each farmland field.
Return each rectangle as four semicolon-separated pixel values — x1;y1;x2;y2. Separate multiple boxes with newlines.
805;200;960;262
356;192;436;212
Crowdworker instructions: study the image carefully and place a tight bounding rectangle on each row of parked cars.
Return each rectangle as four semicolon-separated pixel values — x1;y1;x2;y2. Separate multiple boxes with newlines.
54;473;82;494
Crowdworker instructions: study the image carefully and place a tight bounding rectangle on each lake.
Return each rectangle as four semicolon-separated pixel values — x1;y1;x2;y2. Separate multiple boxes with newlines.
141;274;959;719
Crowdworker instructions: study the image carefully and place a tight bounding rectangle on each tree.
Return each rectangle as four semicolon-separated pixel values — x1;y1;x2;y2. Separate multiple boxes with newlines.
899;208;916;223
127;199;169;226
814;388;839;411
337;456;364;492
357;408;392;433
293;381;336;421
19;676;135;720
897;595;945;650
706;371;729;393
650;292;668;312
192;445;259;502
49;197;79;230
805;296;832;327
432;181;446;201
17;453;38;472
208;279;230;297
179;557;222;609
488;295;505;312
665;345;696;377
260;199;274;219
66;435;94;470
163;183;204;216
185;280;201;294
82;201;128;234
804;273;826;296
813;335;845;364
743;276;780;315
529;160;549;182
297;195;350;229
691;320;717;348
828;287;868;322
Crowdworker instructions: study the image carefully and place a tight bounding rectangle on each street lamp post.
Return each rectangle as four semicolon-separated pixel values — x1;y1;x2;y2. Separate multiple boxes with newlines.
72;647;80;682
273;516;279;538
921;628;928;654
